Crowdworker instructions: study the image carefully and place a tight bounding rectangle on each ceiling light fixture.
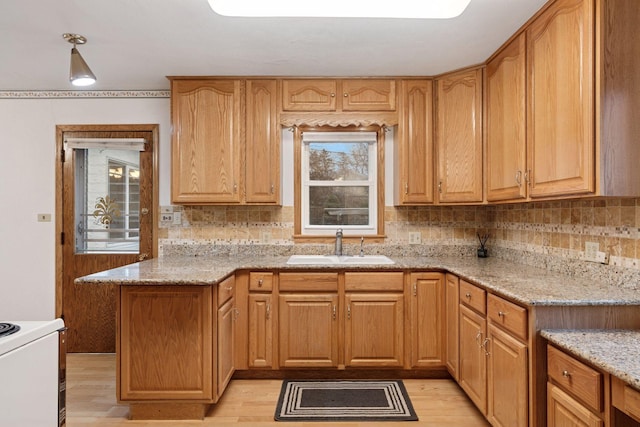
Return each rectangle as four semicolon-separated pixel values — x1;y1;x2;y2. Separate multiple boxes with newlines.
63;33;97;87
208;0;472;19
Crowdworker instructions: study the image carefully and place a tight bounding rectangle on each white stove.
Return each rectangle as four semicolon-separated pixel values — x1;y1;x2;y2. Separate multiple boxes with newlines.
0;319;66;426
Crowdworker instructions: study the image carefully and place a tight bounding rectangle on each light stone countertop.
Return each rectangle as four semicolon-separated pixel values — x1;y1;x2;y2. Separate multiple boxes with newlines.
541;329;640;392
75;254;640;307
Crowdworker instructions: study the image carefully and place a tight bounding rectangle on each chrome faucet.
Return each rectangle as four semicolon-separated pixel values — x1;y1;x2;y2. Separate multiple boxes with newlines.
334;228;343;256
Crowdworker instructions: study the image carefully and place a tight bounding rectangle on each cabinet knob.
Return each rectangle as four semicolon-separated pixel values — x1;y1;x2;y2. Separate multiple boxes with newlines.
498;311;507;318
258;278;263;287
343;93;348;97
465;293;471;299
562;370;571;378
331;93;336;97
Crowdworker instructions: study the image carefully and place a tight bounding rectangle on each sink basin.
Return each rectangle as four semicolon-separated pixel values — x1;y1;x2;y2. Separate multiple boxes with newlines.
286;255;394;265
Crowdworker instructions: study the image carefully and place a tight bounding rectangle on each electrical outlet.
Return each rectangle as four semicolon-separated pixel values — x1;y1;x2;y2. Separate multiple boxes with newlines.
161;213;174;222
584;241;599;262
409;232;421;245
261;231;272;244
172;211;182;225
595;251;609;264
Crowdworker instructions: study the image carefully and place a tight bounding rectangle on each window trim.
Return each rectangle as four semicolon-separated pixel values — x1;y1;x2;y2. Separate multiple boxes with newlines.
293;125;386;241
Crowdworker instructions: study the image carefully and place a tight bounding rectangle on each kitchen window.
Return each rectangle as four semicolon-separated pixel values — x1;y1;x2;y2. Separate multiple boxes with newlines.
294;126;385;238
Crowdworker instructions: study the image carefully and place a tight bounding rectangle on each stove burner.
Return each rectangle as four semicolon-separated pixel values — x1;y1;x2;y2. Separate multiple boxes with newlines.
0;323;20;338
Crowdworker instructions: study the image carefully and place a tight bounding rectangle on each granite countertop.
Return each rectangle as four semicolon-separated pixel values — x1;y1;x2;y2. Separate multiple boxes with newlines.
75;254;640;307
542;329;640;391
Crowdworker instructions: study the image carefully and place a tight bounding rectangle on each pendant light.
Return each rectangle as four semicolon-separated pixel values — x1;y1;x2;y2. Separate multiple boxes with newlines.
63;33;97;87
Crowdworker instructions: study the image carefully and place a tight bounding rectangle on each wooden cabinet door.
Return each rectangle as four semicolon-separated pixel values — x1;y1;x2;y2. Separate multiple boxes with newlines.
345;293;404;367
445;273;460;380
436;68;484;203
248;293;273;368
278;293;339;368
282;79;337;111
548;383;603;427
487;324;528;427
217;297;235;399
341;79;396;111
527;0;594;198
410;272;445;368
171;79;242;204
119;286;213;401
459;304;487;414
395;80;434;205
246;80;280;204
486;34;527;202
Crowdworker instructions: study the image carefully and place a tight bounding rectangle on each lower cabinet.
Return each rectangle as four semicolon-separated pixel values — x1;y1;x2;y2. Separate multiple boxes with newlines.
248;293;273;368
487;324;528;426
459;303;488;413
547;383;604;427
217;296;235;398
410;272;445;368
279;293;339;368
345;292;404;367
445;273;460;379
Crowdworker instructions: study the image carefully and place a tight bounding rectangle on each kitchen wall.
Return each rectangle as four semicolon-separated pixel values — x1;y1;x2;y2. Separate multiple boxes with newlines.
0;92;172;320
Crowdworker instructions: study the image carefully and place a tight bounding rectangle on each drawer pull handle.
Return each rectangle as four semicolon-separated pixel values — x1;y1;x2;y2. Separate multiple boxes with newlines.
498;311;507;317
347;304;351;320
332;305;337;320
258;278;263;287
475;331;483;346
224;286;233;291
465;293;471;299
482;338;490;356
562;370;571;378
266;303;271;320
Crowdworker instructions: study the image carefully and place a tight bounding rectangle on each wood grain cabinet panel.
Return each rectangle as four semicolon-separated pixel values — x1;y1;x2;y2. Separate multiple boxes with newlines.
282;79;337;111
341;79;396;111
526;0;594;198
548;383;603;427
487;324;528;427
248;293;273;368
278;293;339;368
245;79;280;204
119;286;213;401
171;79;242;204
486;34;527;202
394;79;435;205
435;68;483;203
548;345;603;412
445;273;460;380
217;297;235;398
410;273;445;368
459;304;487;415
345;293;404;367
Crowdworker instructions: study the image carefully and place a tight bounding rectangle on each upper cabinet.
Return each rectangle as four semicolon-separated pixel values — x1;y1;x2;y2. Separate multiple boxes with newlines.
394;79;434;205
282;79;396;112
245;80;280;204
435;68;484;204
527;0;595;198
171;79;243;204
170;78;281;205
486;34;527;202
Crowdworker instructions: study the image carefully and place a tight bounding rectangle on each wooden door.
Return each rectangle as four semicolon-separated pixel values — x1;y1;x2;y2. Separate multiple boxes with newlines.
341;79;396;111
547;383;603;427
217;297;236;398
278;293;339;368
436;68;484;203
58;125;156;353
486;34;527;202
248;293;273;368
281;79;337;111
410;272;445;367
445;273;460;380
171;79;242;203
345;293;404;367
459;304;488;414
246;80;280;204
395;80;434;205
487;324;528;427
527;0;594;198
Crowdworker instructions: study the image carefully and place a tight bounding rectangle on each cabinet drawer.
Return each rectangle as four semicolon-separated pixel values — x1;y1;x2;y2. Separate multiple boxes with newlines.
547;345;603;412
459;280;486;314
249;272;273;291
613;376;640;422
279;272;338;291
217;276;235;307
487;294;527;340
344;272;404;291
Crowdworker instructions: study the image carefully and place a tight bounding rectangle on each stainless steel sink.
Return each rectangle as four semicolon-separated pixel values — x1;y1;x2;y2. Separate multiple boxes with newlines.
286;254;394;265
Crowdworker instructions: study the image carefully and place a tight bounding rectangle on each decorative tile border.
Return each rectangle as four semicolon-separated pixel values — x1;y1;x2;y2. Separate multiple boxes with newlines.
0;90;170;99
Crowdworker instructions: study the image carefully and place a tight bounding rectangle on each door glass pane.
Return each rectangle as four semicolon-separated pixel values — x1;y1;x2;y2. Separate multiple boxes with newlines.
308;186;369;226
75;148;140;254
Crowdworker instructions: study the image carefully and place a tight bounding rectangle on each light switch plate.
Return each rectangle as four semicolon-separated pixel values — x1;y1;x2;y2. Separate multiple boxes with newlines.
409;232;421;245
37;213;51;222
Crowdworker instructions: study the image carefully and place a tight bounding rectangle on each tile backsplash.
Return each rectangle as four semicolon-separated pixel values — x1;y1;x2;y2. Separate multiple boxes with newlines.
158;198;640;283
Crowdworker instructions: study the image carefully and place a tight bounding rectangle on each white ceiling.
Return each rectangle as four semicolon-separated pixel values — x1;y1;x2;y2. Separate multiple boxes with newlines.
0;0;548;91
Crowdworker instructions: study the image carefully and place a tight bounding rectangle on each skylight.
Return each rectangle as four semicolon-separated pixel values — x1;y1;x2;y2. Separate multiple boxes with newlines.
208;0;472;19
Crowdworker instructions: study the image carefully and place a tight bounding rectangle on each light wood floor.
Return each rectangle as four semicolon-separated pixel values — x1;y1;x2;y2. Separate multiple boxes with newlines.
67;353;489;426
